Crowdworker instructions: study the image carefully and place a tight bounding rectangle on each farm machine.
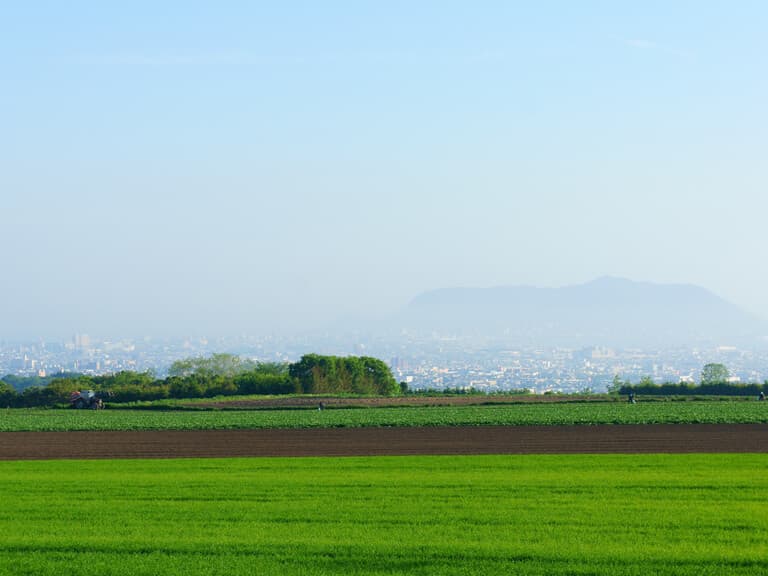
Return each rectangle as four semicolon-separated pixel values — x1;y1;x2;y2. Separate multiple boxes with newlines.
69;390;108;410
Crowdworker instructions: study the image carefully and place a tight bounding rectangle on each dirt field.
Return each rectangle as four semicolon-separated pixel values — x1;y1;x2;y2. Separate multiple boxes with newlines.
1;424;766;460
188;395;611;409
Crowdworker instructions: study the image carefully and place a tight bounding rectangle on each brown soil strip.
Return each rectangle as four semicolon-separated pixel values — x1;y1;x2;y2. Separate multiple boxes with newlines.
0;424;766;460
189;395;610;409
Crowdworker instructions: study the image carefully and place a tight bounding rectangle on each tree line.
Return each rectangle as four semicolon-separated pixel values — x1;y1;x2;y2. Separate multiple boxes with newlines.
611;363;768;396
0;353;400;408
616;381;768;397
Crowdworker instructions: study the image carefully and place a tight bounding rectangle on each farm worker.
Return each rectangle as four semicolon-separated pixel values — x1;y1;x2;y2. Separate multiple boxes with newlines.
628;392;636;404
318;402;325;411
760;392;766;402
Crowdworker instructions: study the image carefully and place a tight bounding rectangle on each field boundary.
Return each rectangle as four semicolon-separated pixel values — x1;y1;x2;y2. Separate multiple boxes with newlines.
1;424;767;460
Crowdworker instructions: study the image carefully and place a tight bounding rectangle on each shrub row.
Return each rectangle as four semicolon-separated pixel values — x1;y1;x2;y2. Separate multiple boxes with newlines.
619;382;768;396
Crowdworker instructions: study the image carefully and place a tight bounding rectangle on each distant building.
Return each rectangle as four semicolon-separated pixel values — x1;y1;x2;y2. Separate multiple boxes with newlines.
591;347;616;360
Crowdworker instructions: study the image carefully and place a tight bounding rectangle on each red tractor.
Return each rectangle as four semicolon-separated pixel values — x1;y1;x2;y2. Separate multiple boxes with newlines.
69;390;107;410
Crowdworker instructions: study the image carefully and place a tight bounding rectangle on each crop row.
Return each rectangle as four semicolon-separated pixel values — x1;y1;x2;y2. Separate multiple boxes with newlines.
2;401;768;432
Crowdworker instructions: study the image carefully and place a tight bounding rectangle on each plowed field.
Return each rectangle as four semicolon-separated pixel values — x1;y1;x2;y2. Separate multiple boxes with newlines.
1;423;766;460
187;394;608;409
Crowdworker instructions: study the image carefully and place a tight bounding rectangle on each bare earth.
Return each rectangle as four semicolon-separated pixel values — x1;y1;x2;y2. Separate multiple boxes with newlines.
188;395;611;409
1;424;766;460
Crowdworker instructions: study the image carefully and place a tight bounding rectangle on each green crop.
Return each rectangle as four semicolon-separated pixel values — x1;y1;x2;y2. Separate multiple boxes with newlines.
2;401;768;432
0;454;766;575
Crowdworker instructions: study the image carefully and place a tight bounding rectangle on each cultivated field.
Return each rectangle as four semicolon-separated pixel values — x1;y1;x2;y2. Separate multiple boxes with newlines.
1;424;768;460
2;401;768;432
180;393;615;409
137;393;760;410
3;400;766;574
0;454;766;575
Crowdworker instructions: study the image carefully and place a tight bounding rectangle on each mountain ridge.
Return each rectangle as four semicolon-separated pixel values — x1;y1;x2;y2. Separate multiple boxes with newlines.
395;277;766;347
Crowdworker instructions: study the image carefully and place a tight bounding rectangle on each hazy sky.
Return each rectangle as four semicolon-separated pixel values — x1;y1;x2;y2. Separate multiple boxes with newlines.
3;1;768;339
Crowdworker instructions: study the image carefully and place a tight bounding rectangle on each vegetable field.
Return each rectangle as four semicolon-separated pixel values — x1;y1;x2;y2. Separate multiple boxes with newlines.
2;401;768;432
0;454;766;575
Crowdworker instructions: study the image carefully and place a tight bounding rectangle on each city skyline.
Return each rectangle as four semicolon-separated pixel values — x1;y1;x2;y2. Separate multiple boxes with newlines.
2;330;766;395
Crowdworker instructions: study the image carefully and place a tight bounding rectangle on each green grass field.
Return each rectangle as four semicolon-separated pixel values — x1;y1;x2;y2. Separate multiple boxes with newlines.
2;401;768;431
0;454;766;575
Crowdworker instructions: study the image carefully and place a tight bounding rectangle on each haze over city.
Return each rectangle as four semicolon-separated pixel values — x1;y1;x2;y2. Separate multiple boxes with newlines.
3;2;768;340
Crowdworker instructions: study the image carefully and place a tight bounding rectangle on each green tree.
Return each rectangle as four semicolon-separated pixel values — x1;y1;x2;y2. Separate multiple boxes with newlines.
288;354;400;395
95;371;156;389
252;362;289;376
168;354;256;378
607;374;625;394
701;363;729;385
0;381;17;407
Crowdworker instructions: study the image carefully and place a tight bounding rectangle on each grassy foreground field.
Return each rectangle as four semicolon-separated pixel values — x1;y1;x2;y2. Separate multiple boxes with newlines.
0;454;766;575
2;401;768;431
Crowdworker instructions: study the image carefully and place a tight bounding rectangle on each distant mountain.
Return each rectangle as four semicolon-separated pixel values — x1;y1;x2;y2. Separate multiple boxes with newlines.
393;277;767;347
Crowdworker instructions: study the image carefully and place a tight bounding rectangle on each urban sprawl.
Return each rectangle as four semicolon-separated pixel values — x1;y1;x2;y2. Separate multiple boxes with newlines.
3;334;767;393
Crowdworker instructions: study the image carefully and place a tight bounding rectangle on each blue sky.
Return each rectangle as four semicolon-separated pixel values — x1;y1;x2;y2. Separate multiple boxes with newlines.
2;1;767;338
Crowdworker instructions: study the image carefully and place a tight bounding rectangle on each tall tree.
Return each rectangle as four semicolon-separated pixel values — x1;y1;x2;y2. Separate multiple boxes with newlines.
700;363;729;385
